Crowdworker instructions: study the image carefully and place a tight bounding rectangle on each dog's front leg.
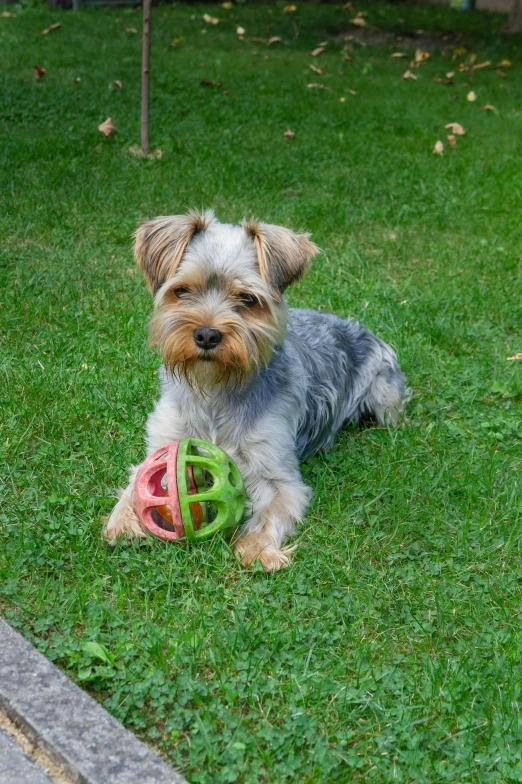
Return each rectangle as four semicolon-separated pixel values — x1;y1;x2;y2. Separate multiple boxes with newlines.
233;451;312;573
104;399;189;542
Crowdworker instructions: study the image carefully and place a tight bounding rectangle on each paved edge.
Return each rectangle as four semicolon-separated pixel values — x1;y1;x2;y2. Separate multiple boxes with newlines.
0;619;188;784
0;726;56;784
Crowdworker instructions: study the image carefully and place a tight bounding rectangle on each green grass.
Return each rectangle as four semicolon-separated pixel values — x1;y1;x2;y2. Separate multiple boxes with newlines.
1;2;521;781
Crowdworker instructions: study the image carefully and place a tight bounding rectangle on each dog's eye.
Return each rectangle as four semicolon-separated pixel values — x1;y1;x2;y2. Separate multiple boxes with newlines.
173;287;190;298
238;293;259;308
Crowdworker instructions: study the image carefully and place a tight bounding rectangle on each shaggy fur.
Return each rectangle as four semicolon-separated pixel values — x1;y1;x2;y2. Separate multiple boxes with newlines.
104;210;407;572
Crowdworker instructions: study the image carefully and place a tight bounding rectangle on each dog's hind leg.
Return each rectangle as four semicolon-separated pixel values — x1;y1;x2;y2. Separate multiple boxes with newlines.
360;343;408;426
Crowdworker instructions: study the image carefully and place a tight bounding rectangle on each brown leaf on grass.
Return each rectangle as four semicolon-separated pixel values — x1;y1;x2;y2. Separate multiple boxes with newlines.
497;59;512;68
283;4;297;11
221;2;233;8
445;122;465;135
346;88;357;95
34;65;46;81
506;353;522;360
453;47;466;58
284;127;295;139
236;26;245;35
201;79;222;87
457;63;468;72
434;76;453;85
2;11;17;16
339;97;345;102
414;49;430;63
125;27;137;33
433;140;444;155
114;80;123;89
482;104;497;111
446;71;455;78
495;68;507;78
391;52;407;58
467;90;477;102
203;13;219;24
311;47;325;57
307;82;330;90
343;54;353;62
98;117;116;138
447;134;457;147
473;61;490;70
403;70;417;80
349;16;367;27
267;36;282;45
309;64;326;75
41;22;62;35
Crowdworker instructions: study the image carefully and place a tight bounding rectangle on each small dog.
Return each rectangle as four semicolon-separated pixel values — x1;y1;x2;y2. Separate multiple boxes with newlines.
104;209;406;572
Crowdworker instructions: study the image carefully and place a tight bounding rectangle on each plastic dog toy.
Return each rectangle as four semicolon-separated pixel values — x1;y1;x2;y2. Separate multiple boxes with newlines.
133;439;245;542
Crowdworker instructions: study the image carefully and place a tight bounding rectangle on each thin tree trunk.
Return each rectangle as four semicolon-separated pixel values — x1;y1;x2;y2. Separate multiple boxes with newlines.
141;0;151;154
503;0;522;32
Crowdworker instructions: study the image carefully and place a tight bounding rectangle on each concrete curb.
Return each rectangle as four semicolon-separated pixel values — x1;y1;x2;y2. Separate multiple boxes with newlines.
0;619;188;784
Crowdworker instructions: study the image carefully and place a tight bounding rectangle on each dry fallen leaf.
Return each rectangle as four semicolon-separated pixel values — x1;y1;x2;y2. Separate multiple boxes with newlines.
311;47;325;57
339;97;345;102
307;82;330;90
482;104;497;111
98;117;116;138
447;134;457;147
446;71;455;78
283;4;297;11
114;79;123;89
201;79;222;87
457;63;468;73
125;27;137;34
284;127;295;139
403;70;417;80
391;52;407;58
497;59;512;68
236;26;245;35
2;11;17;16
349;13;367;27
434;76;453;85
473;61;490;70
267;36;282;45
506;353;522;361
414;49;430;63
203;13;219;24
495;68;507;78
445;122;465;135
309;64;326;75
170;38;181;48
453;47;466;58
346;88;357;95
74;77;81;84
41;22;62;35
34;65;46;81
433;140;444;155
221;1;233;8
467;90;477;102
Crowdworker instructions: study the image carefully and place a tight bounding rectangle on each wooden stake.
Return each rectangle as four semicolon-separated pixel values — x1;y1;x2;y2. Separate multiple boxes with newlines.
141;0;151;154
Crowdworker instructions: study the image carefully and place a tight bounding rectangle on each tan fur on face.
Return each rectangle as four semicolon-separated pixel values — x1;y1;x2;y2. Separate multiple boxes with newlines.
150;283;287;389
243;219;320;291
135;209;216;293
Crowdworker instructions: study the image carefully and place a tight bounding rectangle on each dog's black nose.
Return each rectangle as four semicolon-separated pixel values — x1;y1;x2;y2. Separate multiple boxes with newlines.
193;327;223;350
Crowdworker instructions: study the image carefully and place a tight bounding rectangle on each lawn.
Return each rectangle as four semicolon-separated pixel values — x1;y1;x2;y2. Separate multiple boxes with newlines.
1;1;521;782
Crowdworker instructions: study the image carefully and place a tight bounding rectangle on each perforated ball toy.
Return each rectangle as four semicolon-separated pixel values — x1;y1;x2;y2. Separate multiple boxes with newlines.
133;439;245;542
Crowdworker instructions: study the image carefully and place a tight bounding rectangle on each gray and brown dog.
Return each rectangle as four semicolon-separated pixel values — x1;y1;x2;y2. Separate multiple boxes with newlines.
105;209;406;572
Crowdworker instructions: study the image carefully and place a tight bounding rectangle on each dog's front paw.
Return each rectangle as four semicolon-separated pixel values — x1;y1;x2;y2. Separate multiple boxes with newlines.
103;494;147;543
234;532;292;573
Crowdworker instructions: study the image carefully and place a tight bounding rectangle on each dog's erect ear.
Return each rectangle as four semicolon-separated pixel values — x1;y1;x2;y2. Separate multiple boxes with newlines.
134;209;216;294
243;220;319;292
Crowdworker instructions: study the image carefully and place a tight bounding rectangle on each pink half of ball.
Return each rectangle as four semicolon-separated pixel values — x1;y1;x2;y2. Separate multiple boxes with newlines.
133;442;185;541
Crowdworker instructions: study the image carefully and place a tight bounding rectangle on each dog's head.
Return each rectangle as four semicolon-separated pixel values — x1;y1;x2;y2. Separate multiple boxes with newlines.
134;209;319;388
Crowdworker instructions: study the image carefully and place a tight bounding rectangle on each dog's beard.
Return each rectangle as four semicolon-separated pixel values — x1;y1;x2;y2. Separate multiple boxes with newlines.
149;304;286;392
